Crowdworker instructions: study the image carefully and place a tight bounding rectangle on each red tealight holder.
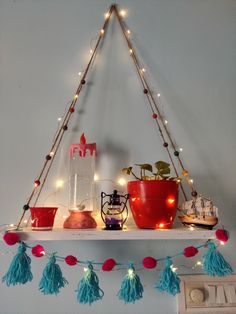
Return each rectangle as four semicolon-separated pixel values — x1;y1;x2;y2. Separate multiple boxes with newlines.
30;207;58;231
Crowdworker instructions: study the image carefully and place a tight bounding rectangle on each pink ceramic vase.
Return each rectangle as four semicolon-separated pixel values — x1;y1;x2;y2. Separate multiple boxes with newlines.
63;210;97;229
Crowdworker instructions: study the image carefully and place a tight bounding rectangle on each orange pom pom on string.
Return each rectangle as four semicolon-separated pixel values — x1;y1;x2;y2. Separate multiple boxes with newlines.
215;229;229;243
65;255;78;266
3;232;20;246
142;256;157;269
102;258;116;271
183;246;199;258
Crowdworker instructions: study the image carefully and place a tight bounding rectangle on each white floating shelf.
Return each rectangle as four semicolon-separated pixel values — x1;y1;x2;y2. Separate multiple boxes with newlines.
13;227;216;241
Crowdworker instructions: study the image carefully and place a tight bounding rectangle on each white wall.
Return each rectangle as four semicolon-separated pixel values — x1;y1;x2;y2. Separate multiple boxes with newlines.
0;1;236;313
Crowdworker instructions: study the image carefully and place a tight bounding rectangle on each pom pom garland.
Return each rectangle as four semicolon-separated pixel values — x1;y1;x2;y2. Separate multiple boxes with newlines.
76;262;104;304
2;242;33;286
155;257;180;296
65;255;78;266
203;242;233;277
118;263;143;303
39;254;68;295
183;246;199;258
142;256;157;269
3;232;20;246
215;229;229;243
32;245;45;257
102;258;116;271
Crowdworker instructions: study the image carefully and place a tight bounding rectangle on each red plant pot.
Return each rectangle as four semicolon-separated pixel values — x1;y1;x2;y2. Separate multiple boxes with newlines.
30;207;58;231
128;180;179;229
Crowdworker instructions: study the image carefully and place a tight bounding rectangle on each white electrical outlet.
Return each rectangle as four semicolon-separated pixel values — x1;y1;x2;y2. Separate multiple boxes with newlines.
178;275;236;314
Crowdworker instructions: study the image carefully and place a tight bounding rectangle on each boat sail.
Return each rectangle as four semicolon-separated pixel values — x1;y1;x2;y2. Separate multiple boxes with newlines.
179;195;218;229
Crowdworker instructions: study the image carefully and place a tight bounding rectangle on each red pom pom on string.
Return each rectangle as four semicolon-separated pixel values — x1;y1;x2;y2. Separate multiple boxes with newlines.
215;229;229;243
34;179;40;188
142;256;157;269
65;255;78;266
31;245;45;257
3;232;20;246
69;107;75;113
183;246;199;258
102;258;116;271
152;113;158;119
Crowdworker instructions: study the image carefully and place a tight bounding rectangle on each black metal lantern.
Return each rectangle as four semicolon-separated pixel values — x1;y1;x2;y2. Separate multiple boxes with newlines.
101;190;129;230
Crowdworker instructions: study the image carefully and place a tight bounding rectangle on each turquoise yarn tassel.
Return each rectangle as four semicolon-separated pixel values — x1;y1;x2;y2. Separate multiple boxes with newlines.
203;241;233;277
155;257;180;296
118;262;143;304
2;242;33;286
76;262;104;305
39;254;68;295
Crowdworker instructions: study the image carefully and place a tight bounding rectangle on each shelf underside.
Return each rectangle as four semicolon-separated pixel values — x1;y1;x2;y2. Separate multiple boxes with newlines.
13;227;216;241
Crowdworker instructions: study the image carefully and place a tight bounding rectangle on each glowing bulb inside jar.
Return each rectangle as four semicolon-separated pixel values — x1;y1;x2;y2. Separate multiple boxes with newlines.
118;178;126;186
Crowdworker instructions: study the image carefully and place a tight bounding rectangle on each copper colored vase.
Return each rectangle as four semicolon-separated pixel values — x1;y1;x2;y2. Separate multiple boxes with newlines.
63;210;97;229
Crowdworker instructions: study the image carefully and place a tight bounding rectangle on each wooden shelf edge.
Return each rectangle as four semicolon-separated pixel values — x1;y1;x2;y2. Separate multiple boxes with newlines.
8;227;216;241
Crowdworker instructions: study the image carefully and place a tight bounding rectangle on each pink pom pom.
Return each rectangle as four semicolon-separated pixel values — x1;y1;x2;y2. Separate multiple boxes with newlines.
183;246;199;258
3;232;20;246
102;258;116;271
31;245;45;257
142;256;157;269
215;229;229;243
65;255;78;266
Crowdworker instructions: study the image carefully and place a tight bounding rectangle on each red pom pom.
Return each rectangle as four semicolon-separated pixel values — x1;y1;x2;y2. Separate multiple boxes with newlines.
34;179;40;188
3;232;20;246
102;258;116;271
152;113;158;119
31;245;45;257
69;107;75;113
215;229;229;243
142;256;157;269
65;255;78;266
183;246;199;258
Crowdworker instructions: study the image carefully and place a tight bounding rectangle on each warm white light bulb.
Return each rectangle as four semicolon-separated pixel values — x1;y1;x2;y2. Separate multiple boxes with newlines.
220;241;225;245
90;49;93;54
157;93;161;98
171;265;178;272
100;29;104;34
84;267;88;272
196;261;202;266
189;179;194;184
23;220;28;224
120;10;127;17
49;151;54;157
9;223;15;227
179;147;183;152
62;215;68;219
104;12;109;19
127;29;131;35
190;226;194;231
118;178;126;186
141;68;146;73
164;120;168;124
56;180;64;188
78;72;82;76
58;117;62;122
128;268;134;277
94;174;99;181
129;49;133;54
74;94;78;100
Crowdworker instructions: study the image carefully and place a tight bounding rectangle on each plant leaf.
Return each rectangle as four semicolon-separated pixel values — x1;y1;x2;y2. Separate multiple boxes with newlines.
122;167;133;175
135;163;153;172
155;161;170;171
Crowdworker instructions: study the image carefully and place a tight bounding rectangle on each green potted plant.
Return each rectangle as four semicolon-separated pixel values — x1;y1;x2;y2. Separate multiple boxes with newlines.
122;161;179;229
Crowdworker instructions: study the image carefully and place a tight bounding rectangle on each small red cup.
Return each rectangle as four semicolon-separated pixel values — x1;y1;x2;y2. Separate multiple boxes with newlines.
30;207;58;231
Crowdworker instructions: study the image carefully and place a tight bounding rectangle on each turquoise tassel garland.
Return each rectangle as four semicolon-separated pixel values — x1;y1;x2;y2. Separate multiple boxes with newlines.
155;257;180;296
2;242;33;286
203;241;233;277
76;262;104;305
118;263;144;304
39;254;68;295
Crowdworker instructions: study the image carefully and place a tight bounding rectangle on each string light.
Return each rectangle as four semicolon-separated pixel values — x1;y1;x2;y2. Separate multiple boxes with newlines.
127;29;131;35
118;178;126;186
129;49;133;54
9;224;15;228
49;151;54;157
220;241;225;245
56;180;64;188
94;174;99;181
164;120;168;124
104;12;109;19
73;94;78;100
189;226;195;231
84;267;88;272
57;117;62;122
23;220;28;224
189;179;194;184
196;261;202;266
141;68;146;73
119;10;127;17
90;49;93;54
128;268;134;278
170;265;178;272
100;29;104;34
78;72;82;76
157;93;161;98
179;148;183;152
